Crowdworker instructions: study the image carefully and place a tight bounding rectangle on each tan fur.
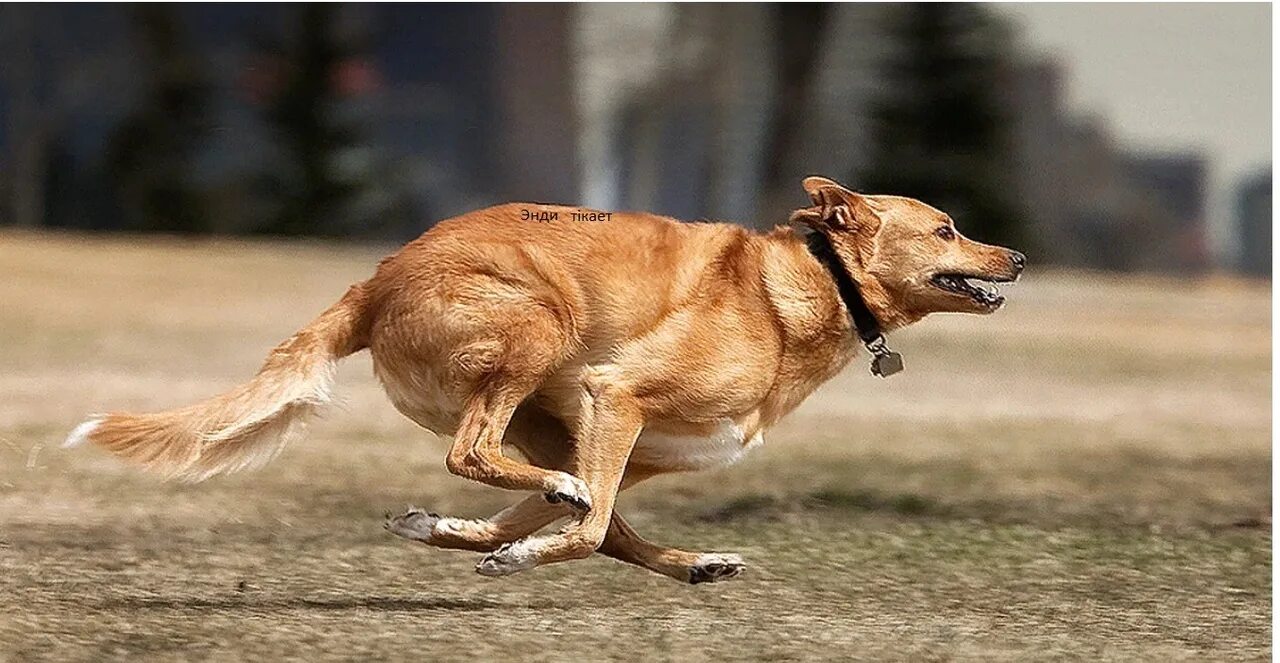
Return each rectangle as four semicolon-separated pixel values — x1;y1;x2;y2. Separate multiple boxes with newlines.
68;176;1023;582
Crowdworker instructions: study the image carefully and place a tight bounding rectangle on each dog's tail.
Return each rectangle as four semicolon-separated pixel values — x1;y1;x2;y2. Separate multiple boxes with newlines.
64;284;370;482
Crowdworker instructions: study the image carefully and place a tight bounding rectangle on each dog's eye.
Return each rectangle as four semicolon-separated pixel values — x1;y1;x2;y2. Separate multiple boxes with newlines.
934;226;955;240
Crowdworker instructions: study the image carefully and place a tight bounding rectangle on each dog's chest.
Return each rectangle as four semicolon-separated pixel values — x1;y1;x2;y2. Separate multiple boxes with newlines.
631;420;763;471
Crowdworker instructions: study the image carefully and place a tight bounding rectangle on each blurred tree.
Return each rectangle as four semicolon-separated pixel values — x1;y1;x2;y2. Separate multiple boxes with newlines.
252;5;402;237
760;4;831;224
105;5;213;233
859;4;1023;246
2;4;48;228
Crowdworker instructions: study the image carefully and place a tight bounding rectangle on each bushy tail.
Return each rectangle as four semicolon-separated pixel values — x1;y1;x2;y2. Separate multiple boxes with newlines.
65;285;369;482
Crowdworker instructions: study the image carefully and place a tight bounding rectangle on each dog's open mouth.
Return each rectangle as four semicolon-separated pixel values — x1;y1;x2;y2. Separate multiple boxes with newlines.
930;273;1008;308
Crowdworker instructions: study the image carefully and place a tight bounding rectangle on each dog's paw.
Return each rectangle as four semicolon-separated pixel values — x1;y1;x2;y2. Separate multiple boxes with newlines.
475;539;542;577
543;473;592;512
688;553;745;584
384;507;440;543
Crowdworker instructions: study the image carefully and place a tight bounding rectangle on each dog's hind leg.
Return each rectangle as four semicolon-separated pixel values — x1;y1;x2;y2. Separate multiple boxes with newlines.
386;494;744;583
474;375;644;576
388;403;743;583
386;479;744;583
376;270;591;508
598;512;745;584
385;404;580;551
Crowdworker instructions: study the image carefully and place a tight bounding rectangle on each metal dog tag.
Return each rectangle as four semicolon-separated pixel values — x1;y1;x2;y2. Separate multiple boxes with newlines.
865;335;904;378
871;350;904;378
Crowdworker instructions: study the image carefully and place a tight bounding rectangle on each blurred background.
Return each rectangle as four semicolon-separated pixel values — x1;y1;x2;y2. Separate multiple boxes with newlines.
0;3;1271;275
0;5;1272;657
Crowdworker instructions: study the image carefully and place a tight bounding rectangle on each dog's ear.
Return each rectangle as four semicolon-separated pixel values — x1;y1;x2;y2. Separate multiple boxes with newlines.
801;176;847;203
792;176;882;236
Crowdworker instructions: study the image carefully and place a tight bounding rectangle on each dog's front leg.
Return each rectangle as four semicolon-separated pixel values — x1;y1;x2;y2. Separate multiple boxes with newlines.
475;379;642;576
443;381;592;510
384;495;572;552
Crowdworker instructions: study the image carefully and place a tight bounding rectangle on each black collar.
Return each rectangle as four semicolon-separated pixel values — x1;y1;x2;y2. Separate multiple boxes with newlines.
804;230;882;344
804;230;904;377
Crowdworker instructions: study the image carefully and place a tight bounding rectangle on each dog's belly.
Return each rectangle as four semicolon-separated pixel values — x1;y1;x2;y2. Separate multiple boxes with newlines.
631;420;763;471
373;359;460;435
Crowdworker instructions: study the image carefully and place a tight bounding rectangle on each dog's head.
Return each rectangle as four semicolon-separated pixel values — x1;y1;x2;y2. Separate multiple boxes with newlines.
791;176;1025;328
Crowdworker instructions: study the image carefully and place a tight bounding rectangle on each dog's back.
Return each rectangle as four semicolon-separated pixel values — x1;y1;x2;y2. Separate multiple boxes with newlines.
367;203;763;350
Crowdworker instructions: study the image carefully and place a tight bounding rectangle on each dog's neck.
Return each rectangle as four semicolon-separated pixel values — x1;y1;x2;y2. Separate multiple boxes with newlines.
757;226;920;378
764;226;916;331
802;230;885;346
800;229;908;376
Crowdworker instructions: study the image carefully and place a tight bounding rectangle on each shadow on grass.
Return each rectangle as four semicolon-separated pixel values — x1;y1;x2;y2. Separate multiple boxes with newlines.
98;594;508;613
699;488;952;523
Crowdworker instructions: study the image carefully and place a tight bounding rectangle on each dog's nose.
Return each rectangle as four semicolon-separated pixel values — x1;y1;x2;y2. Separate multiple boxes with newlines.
1009;251;1026;272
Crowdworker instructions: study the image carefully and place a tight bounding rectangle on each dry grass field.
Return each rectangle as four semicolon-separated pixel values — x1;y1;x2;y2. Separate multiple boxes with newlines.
0;230;1270;661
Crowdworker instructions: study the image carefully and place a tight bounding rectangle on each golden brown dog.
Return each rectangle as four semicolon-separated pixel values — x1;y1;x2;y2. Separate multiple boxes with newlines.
66;176;1024;584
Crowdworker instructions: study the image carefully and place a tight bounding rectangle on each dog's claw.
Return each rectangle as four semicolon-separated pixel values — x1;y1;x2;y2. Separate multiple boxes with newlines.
384;507;440;543
543;473;592;512
544;490;591;512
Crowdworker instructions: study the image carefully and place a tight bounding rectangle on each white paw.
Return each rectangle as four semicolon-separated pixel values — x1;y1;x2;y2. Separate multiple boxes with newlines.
544;473;592;512
689;553;746;584
475;538;544;577
432;516;487;537
384;508;440;542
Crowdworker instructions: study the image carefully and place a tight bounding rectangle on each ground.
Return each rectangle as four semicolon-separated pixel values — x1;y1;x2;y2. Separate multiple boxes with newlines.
0;231;1270;661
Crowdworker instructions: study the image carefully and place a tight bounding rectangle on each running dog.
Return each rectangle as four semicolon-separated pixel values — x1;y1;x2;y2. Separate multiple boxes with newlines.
65;176;1024;584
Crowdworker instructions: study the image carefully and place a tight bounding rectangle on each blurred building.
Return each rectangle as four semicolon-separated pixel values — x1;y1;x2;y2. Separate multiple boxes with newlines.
582;4;778;224
579;4;893;229
1055;117;1137;271
1002;55;1211;273
1006;59;1076;262
493;5;580;206
1235;169;1272;277
1121;153;1210;272
770;4;891;227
